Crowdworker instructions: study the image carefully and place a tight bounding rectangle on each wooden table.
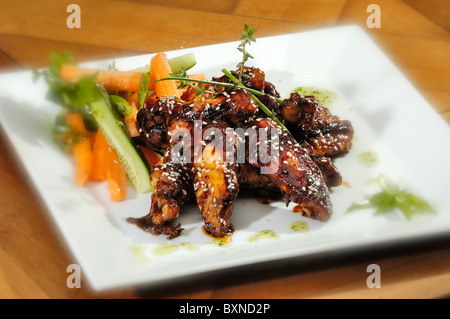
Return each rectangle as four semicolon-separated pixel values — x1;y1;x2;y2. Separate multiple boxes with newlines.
0;0;449;299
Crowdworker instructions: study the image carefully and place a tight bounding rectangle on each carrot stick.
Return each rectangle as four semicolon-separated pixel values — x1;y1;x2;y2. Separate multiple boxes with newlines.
66;111;87;133
124;92;140;137
60;64;154;92
60;64;97;80
106;146;127;201
150;52;180;98
72;139;92;186
66;112;92;186
89;129;108;181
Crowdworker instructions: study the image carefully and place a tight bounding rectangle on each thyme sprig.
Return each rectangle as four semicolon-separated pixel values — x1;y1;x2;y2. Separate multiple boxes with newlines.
158;75;281;101
155;74;286;130
155;24;287;130
170;67;207;96
237;24;257;83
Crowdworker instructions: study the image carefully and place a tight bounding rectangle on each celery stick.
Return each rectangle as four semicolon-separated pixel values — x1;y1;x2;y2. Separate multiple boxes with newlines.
90;85;152;193
168;53;196;74
129;53;196;74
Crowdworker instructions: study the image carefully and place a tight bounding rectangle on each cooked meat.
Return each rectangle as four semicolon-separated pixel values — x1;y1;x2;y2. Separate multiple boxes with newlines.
192;121;239;237
310;155;343;188
128;67;354;239
280;93;354;157
242;118;332;221
137;89;259;152
126;145;192;239
213;66;281;98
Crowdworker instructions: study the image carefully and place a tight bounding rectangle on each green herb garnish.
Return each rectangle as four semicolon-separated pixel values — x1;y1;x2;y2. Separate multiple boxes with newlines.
155;25;288;131
170;67;207;96
236;24;257;84
34;51;98;129
221;69;287;130
36;52;152;193
138;72;150;107
158;74;276;100
51;110;87;154
109;94;132;116
347;174;436;220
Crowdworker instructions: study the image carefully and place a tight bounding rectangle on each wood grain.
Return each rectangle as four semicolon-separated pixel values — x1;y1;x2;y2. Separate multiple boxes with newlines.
0;0;307;53
339;0;450;39
403;0;450;32
118;0;239;14
0;0;449;299
233;0;347;25
0;33;141;70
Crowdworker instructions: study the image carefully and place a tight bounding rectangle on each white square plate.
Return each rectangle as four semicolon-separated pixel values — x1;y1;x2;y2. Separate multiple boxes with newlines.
1;25;449;291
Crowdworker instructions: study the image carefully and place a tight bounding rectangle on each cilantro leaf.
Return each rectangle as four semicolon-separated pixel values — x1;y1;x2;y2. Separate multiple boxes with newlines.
347;174;436;220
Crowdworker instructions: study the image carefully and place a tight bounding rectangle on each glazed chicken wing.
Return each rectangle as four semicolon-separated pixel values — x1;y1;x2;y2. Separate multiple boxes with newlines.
126;145;192;239
192;121;239;237
242;118;333;221
280;93;354;157
128;66;353;239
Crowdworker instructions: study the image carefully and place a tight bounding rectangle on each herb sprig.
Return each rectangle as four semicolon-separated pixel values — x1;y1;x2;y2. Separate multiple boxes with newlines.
156;24;288;130
221;69;287;130
236;24;257;83
170;67;208;96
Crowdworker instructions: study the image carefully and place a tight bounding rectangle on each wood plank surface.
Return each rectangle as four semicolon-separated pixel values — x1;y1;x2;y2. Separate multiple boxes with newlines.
0;0;449;299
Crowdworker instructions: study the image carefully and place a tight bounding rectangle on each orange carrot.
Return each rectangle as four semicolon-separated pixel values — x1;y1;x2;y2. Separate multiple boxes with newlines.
89;129;108;181
150;52;180;98
140;146;163;168
106;146;127;202
66;111;87;133
72;140;92;186
60;64;96;80
189;74;207;81
60;64;154;92
124;92;140;137
66;112;92;186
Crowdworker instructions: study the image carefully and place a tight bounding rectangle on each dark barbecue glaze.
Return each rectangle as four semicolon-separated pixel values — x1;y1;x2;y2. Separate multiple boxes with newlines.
128;67;353;238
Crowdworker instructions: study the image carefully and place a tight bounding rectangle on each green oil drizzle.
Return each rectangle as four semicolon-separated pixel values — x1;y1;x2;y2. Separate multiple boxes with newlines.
208;238;231;247
357;151;378;167
248;230;279;242
290;221;309;234
180;242;199;251
292;87;338;108
129;245;149;261
153;243;179;256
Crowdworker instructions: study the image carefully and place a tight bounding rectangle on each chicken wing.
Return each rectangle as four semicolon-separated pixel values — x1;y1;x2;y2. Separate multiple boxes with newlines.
280;93;354;157
126;145;192;239
242;118;333;221
192;121;239;237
